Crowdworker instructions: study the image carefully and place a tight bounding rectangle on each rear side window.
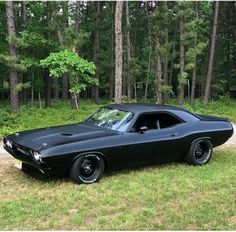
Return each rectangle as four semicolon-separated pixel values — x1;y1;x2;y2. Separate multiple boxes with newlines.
131;113;183;132
172;110;200;122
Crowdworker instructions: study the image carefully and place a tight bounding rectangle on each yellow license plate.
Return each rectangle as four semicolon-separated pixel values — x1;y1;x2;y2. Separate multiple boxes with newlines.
14;159;22;170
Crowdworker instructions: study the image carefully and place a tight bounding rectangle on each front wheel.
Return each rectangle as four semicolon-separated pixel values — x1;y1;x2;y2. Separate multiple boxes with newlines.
70;154;105;184
185;139;213;165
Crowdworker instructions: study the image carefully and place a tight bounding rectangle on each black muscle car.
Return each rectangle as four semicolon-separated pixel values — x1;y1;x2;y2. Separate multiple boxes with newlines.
3;104;234;184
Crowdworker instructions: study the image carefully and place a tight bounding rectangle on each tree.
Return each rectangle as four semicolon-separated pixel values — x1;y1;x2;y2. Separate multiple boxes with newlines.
92;1;100;103
190;2;199;105
6;1;19;113
204;1;219;102
126;1;132;101
114;1;123;104
109;2;115;100
156;35;162;104
62;2;69;101
45;1;52;108
144;2;152;102
40;49;97;109
0;1;235;107
178;13;185;105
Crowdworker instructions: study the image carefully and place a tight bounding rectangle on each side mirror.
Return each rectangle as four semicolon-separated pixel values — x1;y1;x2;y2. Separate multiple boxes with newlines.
139;126;148;134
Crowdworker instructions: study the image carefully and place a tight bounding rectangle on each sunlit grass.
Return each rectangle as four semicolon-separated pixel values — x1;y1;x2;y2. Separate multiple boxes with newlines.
0;98;236;229
0;149;235;230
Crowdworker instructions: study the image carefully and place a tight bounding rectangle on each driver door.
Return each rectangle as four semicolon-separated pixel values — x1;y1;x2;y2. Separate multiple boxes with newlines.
121;112;183;166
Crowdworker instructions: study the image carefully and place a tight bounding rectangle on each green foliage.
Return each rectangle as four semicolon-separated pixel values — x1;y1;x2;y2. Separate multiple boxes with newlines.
161;85;173;94
63;27;90;51
40;49;97;94
178;72;188;85
17;30;48;48
0;1;235;108
20;57;39;69
3;80;9;89
0;100;100;137
0;54;26;72
15;82;31;93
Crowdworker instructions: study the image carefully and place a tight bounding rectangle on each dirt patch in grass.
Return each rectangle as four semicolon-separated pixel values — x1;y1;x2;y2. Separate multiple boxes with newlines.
0;157;13;175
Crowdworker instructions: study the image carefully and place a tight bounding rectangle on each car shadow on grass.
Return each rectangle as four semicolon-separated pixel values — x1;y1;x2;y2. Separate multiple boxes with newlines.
19;159;188;185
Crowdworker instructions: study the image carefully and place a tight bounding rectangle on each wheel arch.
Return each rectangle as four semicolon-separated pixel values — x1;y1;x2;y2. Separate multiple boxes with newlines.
191;136;214;146
71;151;109;171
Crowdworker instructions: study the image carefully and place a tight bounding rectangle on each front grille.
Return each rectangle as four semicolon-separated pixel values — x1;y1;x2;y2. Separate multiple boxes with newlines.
12;143;32;158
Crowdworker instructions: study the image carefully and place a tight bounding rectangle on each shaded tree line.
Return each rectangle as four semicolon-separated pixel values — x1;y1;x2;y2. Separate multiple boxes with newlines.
0;1;235;113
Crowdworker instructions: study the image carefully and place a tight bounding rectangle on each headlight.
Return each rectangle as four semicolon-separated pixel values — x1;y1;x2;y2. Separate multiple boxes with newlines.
6;139;13;149
33;151;42;162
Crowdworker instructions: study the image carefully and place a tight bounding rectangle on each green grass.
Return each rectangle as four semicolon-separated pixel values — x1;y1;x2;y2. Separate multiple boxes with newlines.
182;97;236;122
0;98;236;229
1;97;236;139
0;150;235;230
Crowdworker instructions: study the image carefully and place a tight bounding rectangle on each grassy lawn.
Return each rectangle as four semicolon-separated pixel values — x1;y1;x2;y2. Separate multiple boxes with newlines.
0;150;235;230
0;98;236;230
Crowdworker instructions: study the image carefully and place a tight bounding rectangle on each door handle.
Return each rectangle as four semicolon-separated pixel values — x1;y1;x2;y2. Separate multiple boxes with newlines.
170;133;177;137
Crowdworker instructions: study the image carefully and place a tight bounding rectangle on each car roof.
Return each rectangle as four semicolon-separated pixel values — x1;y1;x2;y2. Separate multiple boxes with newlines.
107;103;186;113
106;103;200;122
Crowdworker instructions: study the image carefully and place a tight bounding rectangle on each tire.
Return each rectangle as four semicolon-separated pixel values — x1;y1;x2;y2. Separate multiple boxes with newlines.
70;154;105;184
185;139;213;165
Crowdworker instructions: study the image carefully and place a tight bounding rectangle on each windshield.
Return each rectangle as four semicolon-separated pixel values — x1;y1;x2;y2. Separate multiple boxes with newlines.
85;107;134;132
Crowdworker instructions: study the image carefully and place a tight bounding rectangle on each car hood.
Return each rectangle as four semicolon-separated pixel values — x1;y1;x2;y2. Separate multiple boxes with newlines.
8;122;118;151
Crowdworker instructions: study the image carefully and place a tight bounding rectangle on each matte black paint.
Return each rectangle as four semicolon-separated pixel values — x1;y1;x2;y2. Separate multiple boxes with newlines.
3;104;234;177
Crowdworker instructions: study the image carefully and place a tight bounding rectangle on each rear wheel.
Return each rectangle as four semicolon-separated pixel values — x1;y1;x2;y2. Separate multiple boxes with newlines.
185;139;213;165
70;154;105;184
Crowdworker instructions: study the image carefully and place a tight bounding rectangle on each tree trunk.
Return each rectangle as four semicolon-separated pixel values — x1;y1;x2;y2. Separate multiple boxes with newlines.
156;36;162;104
62;2;69;101
92;1;100;104
62;74;68;100
6;1;19;113
144;2;152;102
75;1;80;33
190;1;199;105
22;75;28;105
44;1;52;107
44;69;51;108
20;1;29;105
21;1;27;25
114;1;123;104
126;1;132;101
203;1;219;102
178;14;185;105
31;75;34;105
109;2;115;101
53;78;59;99
71;0;81;109
163;27;169;104
56;25;68;101
168;29;176;101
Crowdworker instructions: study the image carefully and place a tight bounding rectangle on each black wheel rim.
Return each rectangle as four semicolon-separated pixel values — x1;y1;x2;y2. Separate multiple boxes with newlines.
194;142;210;162
79;157;98;179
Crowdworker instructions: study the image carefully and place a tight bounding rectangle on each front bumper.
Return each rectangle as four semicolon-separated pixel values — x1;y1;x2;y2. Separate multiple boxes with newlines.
3;141;52;177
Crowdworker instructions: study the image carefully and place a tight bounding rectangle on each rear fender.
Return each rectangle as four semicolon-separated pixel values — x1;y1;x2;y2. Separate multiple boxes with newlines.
191;137;213;146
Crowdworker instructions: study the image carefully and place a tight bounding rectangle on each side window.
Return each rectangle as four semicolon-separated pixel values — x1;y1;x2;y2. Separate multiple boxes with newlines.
131;113;183;132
